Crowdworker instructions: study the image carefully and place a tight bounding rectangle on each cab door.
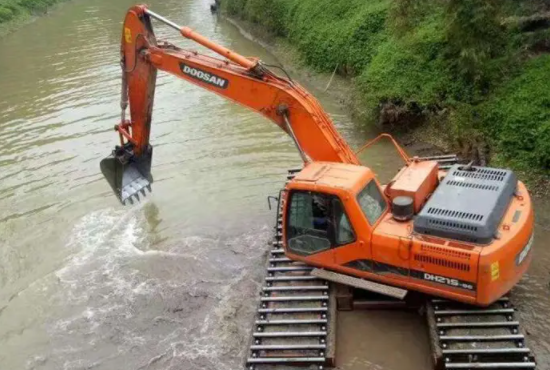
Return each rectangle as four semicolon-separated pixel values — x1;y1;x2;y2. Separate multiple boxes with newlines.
284;188;372;273
336;179;396;277
284;190;335;266
331;195;373;271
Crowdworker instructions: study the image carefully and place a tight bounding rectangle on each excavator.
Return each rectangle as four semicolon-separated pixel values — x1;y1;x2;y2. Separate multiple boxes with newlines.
100;5;534;309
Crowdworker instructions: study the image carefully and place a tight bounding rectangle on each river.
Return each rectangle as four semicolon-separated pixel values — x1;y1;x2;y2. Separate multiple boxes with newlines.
0;0;548;369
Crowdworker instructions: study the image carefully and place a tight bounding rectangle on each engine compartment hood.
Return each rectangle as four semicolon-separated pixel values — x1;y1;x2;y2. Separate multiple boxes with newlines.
413;165;518;244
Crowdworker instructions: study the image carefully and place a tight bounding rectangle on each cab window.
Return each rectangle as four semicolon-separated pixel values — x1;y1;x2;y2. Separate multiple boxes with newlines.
287;191;355;256
357;180;387;225
332;198;354;245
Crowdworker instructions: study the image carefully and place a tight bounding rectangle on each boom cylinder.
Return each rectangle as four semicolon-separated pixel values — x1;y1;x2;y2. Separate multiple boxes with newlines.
144;9;257;70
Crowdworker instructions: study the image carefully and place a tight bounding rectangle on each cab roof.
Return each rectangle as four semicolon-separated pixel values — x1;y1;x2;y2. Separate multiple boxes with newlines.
292;162;373;192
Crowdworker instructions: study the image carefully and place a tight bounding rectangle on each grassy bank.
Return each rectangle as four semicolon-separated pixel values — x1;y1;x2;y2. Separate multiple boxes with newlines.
222;0;550;187
0;0;69;36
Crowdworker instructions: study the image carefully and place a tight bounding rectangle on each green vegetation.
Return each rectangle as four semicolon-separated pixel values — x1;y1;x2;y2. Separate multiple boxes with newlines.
0;0;68;32
223;0;550;179
483;56;550;170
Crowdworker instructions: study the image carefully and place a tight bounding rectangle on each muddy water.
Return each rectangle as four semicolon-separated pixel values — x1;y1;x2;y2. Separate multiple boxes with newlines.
0;0;548;369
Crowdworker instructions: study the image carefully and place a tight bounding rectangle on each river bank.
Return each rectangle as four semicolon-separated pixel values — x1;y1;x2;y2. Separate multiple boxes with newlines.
223;15;450;162
220;0;550;195
0;0;72;37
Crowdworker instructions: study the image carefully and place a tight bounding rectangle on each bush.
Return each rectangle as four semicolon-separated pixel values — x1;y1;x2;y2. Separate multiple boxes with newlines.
442;0;508;85
482;55;550;169
358;16;451;110
0;0;63;25
19;0;58;13
223;0;390;74
0;6;15;22
242;0;290;36
286;0;389;73
224;0;246;17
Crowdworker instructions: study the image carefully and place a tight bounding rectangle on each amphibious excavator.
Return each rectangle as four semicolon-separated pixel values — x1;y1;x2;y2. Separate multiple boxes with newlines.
100;5;534;308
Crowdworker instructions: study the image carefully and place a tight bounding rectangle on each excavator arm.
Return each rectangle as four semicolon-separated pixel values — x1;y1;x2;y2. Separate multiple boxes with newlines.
101;5;358;204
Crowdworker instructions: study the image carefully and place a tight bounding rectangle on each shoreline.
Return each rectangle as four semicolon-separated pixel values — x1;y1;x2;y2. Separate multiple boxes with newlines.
0;0;72;38
221;14;549;198
222;16;356;117
221;16;453;157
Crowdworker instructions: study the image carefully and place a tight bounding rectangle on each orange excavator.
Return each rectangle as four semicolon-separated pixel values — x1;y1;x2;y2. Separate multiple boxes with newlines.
100;5;534;307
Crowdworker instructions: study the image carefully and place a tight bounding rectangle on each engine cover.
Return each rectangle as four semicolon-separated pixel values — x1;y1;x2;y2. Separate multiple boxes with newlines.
414;165;517;244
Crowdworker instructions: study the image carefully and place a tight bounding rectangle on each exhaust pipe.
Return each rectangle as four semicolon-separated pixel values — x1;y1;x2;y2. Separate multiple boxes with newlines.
100;143;153;205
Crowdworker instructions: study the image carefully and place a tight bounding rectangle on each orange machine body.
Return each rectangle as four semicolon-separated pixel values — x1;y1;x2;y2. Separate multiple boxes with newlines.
282;162;534;306
103;5;535;307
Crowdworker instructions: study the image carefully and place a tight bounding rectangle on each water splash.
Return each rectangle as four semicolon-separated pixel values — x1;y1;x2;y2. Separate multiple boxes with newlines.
28;208;269;370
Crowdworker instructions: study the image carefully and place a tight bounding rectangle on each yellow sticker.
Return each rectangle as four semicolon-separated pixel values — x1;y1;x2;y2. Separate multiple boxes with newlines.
124;27;132;43
491;261;500;281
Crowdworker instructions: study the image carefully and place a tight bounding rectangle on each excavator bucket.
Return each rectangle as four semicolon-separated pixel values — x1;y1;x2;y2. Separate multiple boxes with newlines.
100;145;153;205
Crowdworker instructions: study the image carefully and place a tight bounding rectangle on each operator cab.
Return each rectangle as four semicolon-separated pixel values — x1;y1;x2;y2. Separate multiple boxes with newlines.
283;162;387;261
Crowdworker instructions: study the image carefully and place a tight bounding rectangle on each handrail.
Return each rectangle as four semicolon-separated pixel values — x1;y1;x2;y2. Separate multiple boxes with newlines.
355;133;410;163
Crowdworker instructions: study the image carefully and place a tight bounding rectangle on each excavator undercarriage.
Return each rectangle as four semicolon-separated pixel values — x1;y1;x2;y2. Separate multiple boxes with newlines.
245;169;536;370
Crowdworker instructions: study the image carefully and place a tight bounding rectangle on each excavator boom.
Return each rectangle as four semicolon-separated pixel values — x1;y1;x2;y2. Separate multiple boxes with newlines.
100;5;358;204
